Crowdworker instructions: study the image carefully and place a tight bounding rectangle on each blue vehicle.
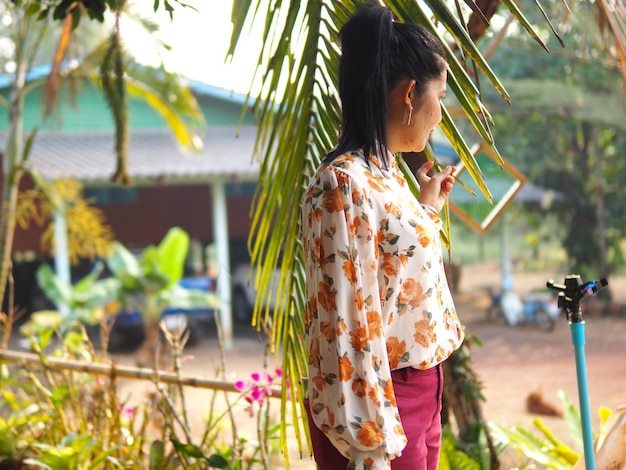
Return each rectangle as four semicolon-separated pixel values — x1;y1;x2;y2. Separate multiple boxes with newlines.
109;276;216;350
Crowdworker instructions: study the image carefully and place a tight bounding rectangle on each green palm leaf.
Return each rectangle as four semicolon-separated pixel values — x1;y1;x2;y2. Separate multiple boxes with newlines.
229;0;558;460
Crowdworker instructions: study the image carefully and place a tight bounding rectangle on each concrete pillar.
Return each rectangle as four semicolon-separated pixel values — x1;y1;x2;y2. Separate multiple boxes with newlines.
210;181;233;349
53;206;71;318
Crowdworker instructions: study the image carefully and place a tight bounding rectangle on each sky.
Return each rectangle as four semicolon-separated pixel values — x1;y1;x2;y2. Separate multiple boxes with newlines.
126;1;262;94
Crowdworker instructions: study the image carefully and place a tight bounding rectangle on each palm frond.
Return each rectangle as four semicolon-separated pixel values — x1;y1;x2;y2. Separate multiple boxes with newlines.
595;0;626;86
125;65;205;151
230;0;564;460
41;14;72;117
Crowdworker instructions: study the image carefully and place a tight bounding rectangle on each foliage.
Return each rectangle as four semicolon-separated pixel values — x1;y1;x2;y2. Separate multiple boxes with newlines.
103;226;219;366
0;298;287;469
0;0;206;321
442;333;502;468
16;179;115;265
105;226;214;327
31;260;119;327
439;425;482;470
22;0;194;26
476;4;626;279
489;390;620;469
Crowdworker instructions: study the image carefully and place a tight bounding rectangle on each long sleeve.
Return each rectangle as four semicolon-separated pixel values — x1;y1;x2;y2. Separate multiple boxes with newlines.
302;164;407;469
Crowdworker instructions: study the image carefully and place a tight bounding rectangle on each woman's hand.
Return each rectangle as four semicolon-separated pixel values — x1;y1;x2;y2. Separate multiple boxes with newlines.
416;161;456;213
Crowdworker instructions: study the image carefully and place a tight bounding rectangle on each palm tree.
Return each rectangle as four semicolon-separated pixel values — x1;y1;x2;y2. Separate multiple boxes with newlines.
224;0;594;464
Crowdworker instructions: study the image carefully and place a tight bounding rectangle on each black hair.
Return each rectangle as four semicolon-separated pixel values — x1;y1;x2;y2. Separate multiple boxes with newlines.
325;4;446;167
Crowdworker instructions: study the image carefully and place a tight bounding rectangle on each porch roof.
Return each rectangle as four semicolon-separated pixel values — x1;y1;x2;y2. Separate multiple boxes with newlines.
24;125;259;186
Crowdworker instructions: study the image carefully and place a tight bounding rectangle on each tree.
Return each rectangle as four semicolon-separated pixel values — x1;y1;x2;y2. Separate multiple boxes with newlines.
479;1;626;280
0;0;205;318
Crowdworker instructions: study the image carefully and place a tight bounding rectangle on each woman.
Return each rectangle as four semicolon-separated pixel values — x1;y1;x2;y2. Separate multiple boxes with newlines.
300;4;464;470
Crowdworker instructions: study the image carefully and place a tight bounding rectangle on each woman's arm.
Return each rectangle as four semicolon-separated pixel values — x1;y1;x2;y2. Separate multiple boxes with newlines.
302;166;407;469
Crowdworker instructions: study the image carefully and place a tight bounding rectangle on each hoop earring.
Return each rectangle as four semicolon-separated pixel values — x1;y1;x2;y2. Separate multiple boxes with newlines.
403;105;413;126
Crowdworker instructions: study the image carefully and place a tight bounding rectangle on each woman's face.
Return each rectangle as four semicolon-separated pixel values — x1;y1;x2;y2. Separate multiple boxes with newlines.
388;68;447;154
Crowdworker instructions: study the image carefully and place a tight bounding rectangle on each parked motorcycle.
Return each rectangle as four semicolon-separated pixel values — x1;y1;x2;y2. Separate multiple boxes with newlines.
487;288;560;332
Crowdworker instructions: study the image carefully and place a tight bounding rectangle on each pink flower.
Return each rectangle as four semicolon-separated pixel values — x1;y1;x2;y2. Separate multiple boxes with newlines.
235;368;284;416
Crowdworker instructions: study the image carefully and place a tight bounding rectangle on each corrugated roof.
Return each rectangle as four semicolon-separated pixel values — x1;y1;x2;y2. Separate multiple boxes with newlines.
19;126;260;185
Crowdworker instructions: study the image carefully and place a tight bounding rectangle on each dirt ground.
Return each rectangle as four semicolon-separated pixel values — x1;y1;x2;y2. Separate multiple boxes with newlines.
456;262;626;468
111;261;626;469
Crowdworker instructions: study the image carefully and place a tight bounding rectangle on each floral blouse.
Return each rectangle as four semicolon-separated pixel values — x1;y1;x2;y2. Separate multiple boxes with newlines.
301;152;464;469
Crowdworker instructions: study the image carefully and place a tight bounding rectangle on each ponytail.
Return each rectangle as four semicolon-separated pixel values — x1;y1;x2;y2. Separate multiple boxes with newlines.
326;4;446;167
331;4;393;165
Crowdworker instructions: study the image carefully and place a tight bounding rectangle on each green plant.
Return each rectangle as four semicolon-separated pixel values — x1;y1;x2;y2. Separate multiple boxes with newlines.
34;261;119;326
104;226;219;366
0;298;288;469
489;391;618;469
439;425;482;470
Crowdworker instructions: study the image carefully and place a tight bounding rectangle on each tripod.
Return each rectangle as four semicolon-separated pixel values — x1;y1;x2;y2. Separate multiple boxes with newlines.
547;275;608;470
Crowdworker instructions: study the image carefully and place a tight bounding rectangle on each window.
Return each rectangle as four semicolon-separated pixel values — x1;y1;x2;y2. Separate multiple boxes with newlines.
84;187;139;205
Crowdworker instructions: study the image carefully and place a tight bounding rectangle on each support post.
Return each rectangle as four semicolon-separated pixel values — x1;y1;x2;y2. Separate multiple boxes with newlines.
53;206;71;318
210;181;233;349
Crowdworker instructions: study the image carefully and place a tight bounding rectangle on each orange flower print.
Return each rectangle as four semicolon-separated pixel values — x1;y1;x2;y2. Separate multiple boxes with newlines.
392;168;405;187
371;354;382;372
368;383;380;406
311;369;326;391
382;379;397;407
443;310;455;331
386;336;407;369
322;186;344;213
356;421;385;447
381;252;399;277
327;408;336;427
313;237;328;267
320;321;336;342
355;289;365;311
351;187;364;206
401;278;427;308
308;337;320;363
317;280;336;312
336;318;347;336
352;377;368;398
342;258;357;284
435;346;447;363
363;457;375;469
349;324;369;352
375;227;386;246
338;354;354;381
413;319;434;348
348;216;361;238
415;223;431;248
394;424;407;440
365;172;386;193
366;311;382;340
384;201;401;218
335;170;350;187
304;298;314;331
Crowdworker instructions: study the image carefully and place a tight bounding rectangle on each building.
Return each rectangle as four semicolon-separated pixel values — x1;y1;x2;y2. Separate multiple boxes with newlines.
1;65;262;342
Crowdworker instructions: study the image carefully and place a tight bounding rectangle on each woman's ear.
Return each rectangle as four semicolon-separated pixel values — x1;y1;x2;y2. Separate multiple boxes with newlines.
404;79;416;106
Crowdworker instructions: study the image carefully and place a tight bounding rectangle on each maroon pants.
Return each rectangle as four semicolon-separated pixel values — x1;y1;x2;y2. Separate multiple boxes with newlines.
305;364;443;470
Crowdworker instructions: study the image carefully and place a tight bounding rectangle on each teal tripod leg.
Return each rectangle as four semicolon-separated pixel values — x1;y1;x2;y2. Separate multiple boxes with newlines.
570;321;595;470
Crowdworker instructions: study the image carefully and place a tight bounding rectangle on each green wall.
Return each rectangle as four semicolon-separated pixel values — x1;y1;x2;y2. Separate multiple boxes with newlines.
0;80;255;132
